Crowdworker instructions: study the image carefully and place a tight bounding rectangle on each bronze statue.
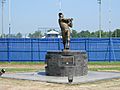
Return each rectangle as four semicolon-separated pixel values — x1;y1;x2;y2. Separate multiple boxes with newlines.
58;13;73;50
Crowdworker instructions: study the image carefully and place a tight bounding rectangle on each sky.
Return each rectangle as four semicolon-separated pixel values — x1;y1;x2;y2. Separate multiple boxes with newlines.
0;0;120;35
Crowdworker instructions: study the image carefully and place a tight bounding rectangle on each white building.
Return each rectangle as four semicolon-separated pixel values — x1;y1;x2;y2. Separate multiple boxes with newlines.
42;30;62;38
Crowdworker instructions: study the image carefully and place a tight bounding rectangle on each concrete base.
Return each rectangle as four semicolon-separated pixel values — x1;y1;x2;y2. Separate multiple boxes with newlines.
1;71;120;84
45;50;88;76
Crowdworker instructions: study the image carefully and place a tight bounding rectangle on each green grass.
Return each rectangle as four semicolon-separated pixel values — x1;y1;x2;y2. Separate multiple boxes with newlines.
3;67;120;73
2;68;42;73
0;62;45;65
0;61;120;65
88;62;120;65
89;62;120;71
89;67;120;71
0;62;120;72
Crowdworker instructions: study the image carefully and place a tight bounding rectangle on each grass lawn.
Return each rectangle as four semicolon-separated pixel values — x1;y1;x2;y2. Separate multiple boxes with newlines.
88;62;120;65
0;62;44;65
0;62;120;90
0;61;120;72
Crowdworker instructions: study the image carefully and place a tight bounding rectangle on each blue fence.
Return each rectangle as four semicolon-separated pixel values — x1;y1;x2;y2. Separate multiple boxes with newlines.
0;38;120;62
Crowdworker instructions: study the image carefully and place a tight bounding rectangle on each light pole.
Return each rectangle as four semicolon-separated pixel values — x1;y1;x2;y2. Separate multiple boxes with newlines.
108;0;112;38
1;0;6;38
8;0;11;38
97;0;102;38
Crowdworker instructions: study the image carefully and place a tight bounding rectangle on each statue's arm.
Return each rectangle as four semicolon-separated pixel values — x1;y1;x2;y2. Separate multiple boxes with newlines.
67;18;73;28
68;22;73;28
60;18;68;23
60;18;73;28
60;18;73;24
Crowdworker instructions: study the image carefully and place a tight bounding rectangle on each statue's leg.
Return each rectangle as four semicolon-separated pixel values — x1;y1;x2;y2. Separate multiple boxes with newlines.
62;31;66;49
66;30;70;49
63;41;66;49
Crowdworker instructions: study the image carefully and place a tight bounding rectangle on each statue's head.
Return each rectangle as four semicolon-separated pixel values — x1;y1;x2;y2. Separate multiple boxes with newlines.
59;13;64;18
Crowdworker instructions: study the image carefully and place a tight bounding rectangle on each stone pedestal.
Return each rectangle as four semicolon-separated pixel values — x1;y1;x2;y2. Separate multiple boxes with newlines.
45;50;88;77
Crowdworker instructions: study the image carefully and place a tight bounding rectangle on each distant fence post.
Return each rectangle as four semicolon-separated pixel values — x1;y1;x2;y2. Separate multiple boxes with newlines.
85;38;87;51
109;38;111;62
7;38;10;62
31;39;33;62
58;38;61;50
38;39;41;61
87;38;90;62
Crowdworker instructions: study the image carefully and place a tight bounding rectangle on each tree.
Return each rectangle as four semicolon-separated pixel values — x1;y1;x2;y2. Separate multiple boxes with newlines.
94;31;100;37
28;33;33;38
90;32;96;37
98;30;108;38
28;31;43;38
112;29;120;37
33;31;43;38
71;30;78;38
78;30;90;37
16;32;22;38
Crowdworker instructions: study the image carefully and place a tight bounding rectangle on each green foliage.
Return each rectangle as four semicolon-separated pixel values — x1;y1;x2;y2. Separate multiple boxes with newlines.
1;28;120;38
78;30;90;37
112;29;120;37
71;30;79;38
28;31;43;38
0;32;22;38
71;29;120;38
16;32;22;38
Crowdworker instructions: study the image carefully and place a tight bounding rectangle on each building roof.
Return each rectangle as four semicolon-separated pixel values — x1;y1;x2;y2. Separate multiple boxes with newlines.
47;30;59;35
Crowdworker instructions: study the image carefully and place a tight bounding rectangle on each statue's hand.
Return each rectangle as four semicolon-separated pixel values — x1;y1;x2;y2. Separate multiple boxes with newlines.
71;18;73;21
